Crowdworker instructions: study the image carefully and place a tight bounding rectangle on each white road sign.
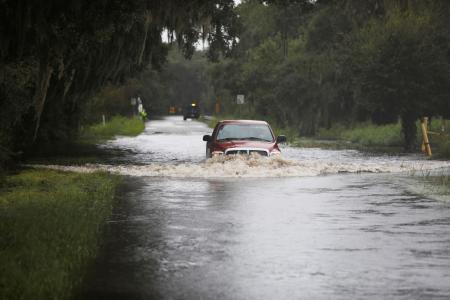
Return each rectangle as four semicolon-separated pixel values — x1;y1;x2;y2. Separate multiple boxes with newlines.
237;94;245;105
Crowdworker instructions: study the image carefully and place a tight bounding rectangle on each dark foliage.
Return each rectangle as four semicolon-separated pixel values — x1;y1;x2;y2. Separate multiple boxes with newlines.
0;0;238;167
208;0;450;149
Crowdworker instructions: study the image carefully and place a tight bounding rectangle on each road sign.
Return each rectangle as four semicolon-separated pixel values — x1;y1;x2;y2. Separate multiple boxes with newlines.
237;94;245;105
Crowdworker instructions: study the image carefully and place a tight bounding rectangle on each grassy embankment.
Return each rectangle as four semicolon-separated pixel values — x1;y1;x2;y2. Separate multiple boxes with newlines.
203;115;450;158
80;115;145;142
313;120;450;158
409;172;450;198
0;169;120;300
0;116;144;300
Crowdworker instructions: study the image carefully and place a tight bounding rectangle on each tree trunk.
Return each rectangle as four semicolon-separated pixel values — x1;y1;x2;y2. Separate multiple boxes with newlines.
62;68;76;103
137;11;152;66
32;62;53;142
401;112;417;152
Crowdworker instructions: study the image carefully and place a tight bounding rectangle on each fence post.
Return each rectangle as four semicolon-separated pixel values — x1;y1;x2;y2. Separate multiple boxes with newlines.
420;117;432;156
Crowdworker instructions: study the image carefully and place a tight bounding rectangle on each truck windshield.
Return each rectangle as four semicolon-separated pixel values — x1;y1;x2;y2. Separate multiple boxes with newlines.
217;124;274;142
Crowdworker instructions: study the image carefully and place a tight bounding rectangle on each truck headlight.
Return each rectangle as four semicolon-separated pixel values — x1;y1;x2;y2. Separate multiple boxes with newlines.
212;151;224;157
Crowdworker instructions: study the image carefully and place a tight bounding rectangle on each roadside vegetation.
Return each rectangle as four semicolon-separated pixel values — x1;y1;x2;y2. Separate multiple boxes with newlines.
427;174;450;190
198;1;449;158
80;116;145;142
0;112;142;300
438;141;450;159
317;123;403;147
0;169;121;300
0;103;145;300
313;119;450;157
410;172;450;199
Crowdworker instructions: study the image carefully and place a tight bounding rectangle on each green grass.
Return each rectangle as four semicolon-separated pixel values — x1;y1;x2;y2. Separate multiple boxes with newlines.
425;118;450;159
316;121;450;157
414;174;450;198
436;139;450;159
342;123;403;147
429;118;448;133
80;116;145;142
0;169;121;300
318;123;403;147
316;124;347;140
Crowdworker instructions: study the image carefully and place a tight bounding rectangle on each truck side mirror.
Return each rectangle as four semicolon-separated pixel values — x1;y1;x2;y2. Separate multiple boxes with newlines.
203;135;211;142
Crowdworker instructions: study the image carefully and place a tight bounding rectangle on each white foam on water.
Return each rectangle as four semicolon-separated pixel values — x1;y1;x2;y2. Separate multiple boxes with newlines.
26;154;450;178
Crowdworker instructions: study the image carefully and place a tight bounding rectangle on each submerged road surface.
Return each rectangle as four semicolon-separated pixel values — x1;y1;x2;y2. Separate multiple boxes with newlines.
78;117;450;300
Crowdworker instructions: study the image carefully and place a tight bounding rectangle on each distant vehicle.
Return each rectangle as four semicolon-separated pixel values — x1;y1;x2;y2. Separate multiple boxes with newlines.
183;103;200;120
202;120;286;158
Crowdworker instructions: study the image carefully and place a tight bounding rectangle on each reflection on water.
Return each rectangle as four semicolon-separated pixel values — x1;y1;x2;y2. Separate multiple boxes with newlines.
99;117;210;164
74;117;450;299
80;175;450;300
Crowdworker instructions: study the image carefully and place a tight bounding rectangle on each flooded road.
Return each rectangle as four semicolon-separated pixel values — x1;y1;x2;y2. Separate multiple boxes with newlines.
79;117;450;300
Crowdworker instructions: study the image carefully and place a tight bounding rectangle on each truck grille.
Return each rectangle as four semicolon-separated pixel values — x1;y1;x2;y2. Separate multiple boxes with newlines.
225;149;269;156
226;150;248;155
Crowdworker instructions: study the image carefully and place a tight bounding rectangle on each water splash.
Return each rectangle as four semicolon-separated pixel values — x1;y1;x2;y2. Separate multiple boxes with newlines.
26;154;450;178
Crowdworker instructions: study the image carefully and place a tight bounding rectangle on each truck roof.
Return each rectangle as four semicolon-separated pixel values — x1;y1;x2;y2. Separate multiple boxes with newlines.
219;120;269;125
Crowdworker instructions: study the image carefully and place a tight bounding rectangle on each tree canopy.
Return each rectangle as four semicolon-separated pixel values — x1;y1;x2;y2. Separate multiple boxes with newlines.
207;0;450;149
1;0;449;166
0;0;238;163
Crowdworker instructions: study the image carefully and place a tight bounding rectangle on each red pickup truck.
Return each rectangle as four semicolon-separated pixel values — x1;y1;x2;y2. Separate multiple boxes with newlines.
202;120;286;158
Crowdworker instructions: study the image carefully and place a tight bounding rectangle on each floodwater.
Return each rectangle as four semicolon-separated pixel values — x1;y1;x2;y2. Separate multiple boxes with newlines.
78;116;450;300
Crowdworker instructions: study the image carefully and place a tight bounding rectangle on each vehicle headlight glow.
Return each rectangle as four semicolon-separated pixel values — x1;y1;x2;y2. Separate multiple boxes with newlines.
212;151;224;157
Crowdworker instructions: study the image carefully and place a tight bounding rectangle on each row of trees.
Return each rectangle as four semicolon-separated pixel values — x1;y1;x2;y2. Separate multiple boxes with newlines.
0;0;238;166
1;0;448;164
208;0;450;150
